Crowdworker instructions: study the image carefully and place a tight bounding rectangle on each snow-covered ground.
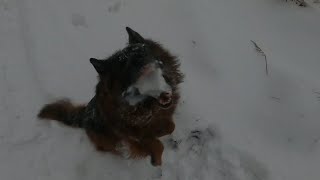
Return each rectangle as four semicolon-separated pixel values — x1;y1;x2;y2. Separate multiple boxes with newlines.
1;0;320;179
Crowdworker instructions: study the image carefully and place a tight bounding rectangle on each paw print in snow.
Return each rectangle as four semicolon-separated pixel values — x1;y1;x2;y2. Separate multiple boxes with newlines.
165;137;182;151
108;1;122;13
187;128;215;155
71;13;88;28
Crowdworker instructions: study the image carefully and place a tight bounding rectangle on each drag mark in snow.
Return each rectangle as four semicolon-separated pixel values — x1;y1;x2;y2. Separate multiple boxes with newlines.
15;0;49;99
0;63;16;121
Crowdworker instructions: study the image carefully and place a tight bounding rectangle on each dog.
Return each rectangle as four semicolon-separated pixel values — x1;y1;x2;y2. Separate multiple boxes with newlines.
38;27;183;166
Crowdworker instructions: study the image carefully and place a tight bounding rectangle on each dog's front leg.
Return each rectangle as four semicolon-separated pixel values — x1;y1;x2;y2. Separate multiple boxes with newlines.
141;138;164;166
125;137;164;166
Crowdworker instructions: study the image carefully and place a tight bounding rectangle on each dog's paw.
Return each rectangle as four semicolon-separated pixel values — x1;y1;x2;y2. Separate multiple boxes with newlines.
151;155;162;166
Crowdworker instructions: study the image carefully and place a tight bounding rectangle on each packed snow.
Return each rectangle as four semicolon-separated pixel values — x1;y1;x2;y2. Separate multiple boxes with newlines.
1;0;320;180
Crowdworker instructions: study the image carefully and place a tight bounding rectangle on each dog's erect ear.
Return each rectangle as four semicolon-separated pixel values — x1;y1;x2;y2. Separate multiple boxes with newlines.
90;58;107;74
126;27;145;44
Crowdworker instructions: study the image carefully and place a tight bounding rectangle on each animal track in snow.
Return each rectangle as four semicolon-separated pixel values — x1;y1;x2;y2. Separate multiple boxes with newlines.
162;127;270;180
71;13;88;28
107;1;122;13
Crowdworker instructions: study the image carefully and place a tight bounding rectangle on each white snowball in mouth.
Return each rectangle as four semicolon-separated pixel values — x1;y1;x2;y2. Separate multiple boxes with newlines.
124;63;172;106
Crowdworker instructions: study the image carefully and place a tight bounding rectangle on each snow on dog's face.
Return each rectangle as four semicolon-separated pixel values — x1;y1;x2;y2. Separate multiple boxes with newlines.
123;61;172;107
90;27;173;108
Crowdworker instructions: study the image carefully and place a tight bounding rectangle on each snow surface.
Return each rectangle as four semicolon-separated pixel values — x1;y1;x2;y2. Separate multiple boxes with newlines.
1;0;320;180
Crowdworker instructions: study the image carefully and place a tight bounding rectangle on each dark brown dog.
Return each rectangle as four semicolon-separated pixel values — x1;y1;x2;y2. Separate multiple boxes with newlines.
38;27;183;166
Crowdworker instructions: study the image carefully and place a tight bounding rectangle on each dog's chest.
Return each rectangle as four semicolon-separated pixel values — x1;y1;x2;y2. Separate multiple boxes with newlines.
118;104;159;127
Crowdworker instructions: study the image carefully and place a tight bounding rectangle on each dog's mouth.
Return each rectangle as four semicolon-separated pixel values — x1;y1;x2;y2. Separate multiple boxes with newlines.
157;91;173;109
123;62;173;108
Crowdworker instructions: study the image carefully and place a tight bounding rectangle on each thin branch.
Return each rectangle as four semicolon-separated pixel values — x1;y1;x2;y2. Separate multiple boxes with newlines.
251;40;269;76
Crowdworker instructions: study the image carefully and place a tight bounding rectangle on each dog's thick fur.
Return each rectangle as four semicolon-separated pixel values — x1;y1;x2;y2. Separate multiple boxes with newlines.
38;27;183;166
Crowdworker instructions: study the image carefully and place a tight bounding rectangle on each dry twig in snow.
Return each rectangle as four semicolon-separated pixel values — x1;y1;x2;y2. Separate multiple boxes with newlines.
251;40;269;76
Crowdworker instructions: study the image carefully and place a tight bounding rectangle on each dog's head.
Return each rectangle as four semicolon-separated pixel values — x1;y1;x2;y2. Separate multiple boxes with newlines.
90;27;183;109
